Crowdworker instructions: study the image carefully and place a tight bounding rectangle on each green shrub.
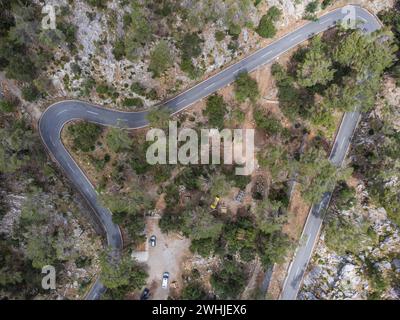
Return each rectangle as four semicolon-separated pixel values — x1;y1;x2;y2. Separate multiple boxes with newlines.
86;0;108;9
210;259;247;299
122;97;143;108
321;0;333;10
228;23;241;39
113;39;125;60
67;122;102;152
96;83;114;97
215;30;226;42
0;99;16;112
234;72;259;103
256;6;282;38
253;107;283;135
22;84;41;102
203;94;227;129
149;41;173;78
130;82;158;100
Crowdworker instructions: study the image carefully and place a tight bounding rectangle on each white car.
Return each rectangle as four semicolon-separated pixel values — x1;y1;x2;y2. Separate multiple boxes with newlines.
161;272;169;289
149;235;156;247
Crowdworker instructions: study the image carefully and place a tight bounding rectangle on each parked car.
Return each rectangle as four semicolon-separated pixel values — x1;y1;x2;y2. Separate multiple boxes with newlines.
149;235;156;247
140;288;150;300
210;196;220;209
161;272;170;289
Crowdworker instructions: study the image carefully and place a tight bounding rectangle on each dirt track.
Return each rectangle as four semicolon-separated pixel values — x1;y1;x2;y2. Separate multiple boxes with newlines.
145;218;190;300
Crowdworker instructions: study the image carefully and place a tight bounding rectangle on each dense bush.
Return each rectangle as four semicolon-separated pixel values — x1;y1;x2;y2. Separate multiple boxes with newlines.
0;99;16;113
210;259;247;299
203;94;227;129
256;6;282;38
67;122;102;152
253;107;283;136
234;72;259;103
149;41;173;78
122;97;143;108
22;84;41;102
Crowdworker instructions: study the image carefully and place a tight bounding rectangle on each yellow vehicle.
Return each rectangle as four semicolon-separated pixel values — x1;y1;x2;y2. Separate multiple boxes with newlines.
210;196;220;209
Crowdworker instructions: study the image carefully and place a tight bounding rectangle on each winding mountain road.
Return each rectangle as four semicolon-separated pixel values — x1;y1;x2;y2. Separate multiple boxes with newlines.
38;5;381;300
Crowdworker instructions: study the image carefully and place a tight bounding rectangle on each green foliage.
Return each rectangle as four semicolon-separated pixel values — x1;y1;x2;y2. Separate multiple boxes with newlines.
333;30;396;77
304;1;319;20
86;0;108;8
17;194;80;271
296;35;335;87
25;234;56;269
175;167;203;190
160;210;184;234
96;83;115;98
181;33;202;61
81;77;96;96
58;22;77;49
89;153;110;172
215;30;226;42
256;6;282;38
297;146;353;204
0;241;23;287
253;106;283;135
149;40;173;78
224;217;257;262
100;189;151;244
190;237;218;257
211;259;247;299
106;127;132;153
353;109;400;226
228;23;242;38
113;39;125;60
182;207;223;241
324;215;378;255
67;122;102;152
257;144;292;181
0;119;34;173
99;249;147;299
0;2;56;84
131;82;158;100
257;230;291;267
271;62;305;120
180;56;203;79
233;174;251;190
124;1;152;60
122;97;143;108
234;72;259;103
22;84;41;102
130;140;151;175
152;164;172;183
321;0;333;10
0;99;16;112
204;94;227;129
181;279;208;300
333;182;356;211
146;107;170;129
210;174;231;198
254;199;287;233
364;257;390;300
273;29;396;127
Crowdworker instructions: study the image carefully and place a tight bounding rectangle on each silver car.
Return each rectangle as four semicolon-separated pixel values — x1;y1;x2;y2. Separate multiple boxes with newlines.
162;272;169;289
149;235;156;247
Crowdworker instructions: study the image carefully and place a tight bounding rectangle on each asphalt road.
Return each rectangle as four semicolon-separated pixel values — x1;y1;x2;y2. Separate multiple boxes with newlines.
280;15;381;300
38;5;381;300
